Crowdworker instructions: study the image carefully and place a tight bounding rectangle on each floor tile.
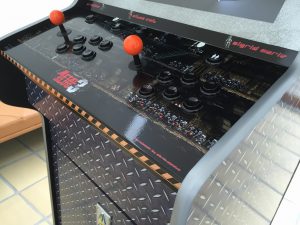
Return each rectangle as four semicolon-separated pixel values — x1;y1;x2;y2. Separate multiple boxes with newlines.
18;128;45;151
0;178;14;201
38;222;50;225
22;178;51;216
37;149;46;160
0;195;42;225
0;139;31;167
48;217;53;224
48;215;53;224
0;155;47;190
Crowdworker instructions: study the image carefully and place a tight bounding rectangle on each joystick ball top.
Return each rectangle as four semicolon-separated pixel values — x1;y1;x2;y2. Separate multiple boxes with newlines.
123;35;143;56
49;10;65;26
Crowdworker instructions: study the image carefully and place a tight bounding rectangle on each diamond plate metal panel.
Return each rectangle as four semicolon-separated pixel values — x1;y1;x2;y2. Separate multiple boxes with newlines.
186;81;300;225
56;148;133;225
25;78;176;225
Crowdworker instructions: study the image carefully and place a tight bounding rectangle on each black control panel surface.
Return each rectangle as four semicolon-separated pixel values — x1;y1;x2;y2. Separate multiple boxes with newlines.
1;3;288;181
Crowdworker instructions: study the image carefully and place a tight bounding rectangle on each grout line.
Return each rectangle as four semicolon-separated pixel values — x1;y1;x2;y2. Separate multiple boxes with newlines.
0;176;48;204
0;131;52;224
47;214;53;225
19;176;48;192
17;135;46;162
0;172;48;198
0;129;45;170
0;175;16;202
34;218;50;225
0;176;49;221
0;193;15;203
18;191;50;221
0;150;34;170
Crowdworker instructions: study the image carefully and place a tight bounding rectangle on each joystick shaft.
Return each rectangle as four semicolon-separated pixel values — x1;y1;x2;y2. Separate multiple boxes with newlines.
133;55;141;66
50;10;70;43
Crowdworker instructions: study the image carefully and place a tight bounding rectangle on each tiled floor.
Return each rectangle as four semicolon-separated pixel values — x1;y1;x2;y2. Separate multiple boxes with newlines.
0;128;53;225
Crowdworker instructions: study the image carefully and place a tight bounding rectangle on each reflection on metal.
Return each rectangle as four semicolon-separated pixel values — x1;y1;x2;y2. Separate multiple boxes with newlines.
187;80;300;225
272;163;300;225
124;114;147;142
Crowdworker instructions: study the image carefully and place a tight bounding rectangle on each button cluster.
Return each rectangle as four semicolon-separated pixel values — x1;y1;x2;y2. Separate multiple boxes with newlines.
56;33;114;61
136;70;221;113
55;15;115;60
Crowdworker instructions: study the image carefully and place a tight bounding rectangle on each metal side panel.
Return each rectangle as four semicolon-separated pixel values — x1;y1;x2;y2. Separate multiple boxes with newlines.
272;162;300;225
170;53;300;225
25;78;177;225
185;99;300;225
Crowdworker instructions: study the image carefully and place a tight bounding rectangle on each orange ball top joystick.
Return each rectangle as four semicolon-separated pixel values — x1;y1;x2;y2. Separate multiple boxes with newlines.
49;10;70;43
123;35;143;68
49;10;65;26
124;35;143;56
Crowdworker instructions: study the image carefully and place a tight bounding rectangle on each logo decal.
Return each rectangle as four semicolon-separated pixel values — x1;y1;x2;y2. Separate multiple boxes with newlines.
53;70;88;93
96;203;111;225
224;36;288;59
86;2;103;9
225;35;232;48
128;11;157;24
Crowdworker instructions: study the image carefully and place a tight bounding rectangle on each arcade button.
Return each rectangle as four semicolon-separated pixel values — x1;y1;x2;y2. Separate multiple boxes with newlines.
196;42;206;48
206;53;222;65
81;49;96;61
180;73;198;86
56;43;69;53
200;81;221;96
182;97;203;113
72;44;86;55
73;35;86;44
138;84;155;98
85;14;96;24
163;86;180;101
99;40;113;51
89;35;103;46
157;71;174;85
111;23;122;31
194;42;206;54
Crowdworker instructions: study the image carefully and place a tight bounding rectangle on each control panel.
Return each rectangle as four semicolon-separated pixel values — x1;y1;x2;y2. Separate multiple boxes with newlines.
1;6;288;179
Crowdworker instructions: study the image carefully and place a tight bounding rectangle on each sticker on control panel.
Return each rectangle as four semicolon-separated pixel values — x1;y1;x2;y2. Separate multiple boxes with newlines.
96;203;111;225
53;70;88;93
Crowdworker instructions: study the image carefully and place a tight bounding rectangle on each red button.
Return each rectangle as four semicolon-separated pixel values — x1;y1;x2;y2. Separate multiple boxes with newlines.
123;35;143;56
49;10;65;26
